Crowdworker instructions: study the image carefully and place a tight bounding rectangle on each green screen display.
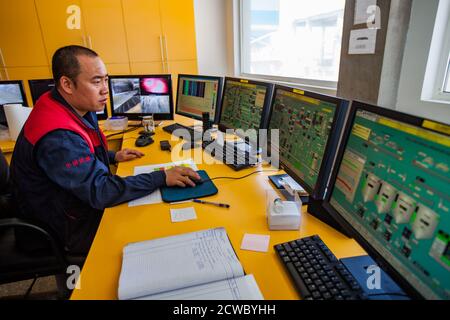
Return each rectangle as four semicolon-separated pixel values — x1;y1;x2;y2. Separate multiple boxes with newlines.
269;89;337;190
220;80;268;133
330;110;450;299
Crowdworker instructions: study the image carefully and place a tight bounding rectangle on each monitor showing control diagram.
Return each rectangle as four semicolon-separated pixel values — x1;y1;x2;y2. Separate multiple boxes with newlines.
268;85;348;197
326;102;450;299
218;77;273;144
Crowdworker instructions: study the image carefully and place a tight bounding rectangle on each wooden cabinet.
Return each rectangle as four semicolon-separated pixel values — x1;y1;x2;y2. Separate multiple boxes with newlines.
80;0;129;65
36;0;130;70
159;0;197;62
35;0;85;63
122;0;163;65
123;0;197;77
0;0;48;68
1;0;197;88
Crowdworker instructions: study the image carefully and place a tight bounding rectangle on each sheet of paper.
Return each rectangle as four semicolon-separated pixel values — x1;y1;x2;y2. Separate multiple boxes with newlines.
118;227;244;300
128;159;198;207
170;207;197;222
240;234;270;253
135;275;263;300
348;28;377;55
354;0;376;25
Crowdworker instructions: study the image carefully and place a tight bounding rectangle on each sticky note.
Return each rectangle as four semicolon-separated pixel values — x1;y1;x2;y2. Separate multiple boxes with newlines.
170;207;197;223
240;234;270;253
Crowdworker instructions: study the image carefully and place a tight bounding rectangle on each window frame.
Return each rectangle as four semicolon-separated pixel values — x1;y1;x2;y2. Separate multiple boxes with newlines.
429;2;450;102
238;0;341;92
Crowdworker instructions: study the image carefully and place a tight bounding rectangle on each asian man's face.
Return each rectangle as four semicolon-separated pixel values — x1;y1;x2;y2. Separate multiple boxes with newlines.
62;54;109;116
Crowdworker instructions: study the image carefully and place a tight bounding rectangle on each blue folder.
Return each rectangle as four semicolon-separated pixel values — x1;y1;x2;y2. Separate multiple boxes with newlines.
161;170;218;203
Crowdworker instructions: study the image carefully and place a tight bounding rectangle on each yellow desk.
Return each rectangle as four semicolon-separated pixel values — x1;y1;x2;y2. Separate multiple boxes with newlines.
71;115;366;300
0;140;15;163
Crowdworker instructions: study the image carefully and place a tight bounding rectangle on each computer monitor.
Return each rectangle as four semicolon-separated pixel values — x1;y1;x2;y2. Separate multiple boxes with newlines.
109;74;174;121
28;79;55;105
28;78;108;120
175;74;223;123
267;85;349;232
218;77;273;145
0;80;28;127
320;101;450;299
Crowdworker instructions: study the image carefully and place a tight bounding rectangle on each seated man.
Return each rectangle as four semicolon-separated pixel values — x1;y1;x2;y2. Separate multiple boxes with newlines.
10;45;200;254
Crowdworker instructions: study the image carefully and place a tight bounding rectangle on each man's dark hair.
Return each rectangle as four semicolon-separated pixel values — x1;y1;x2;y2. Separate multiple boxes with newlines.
52;45;98;88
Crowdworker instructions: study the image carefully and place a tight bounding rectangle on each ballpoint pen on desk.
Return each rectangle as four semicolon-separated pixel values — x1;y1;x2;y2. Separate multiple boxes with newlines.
193;199;230;208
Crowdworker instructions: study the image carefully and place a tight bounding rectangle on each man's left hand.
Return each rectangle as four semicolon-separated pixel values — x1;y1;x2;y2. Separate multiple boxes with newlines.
114;149;144;162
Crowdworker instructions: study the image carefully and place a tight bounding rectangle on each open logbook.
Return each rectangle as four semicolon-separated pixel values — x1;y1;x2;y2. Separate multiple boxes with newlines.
118;228;264;300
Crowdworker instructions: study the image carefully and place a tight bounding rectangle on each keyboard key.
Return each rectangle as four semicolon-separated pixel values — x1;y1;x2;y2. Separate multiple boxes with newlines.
278;250;287;257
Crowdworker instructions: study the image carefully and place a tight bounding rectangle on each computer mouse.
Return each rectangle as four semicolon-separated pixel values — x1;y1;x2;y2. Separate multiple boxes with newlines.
188;176;205;186
135;135;154;147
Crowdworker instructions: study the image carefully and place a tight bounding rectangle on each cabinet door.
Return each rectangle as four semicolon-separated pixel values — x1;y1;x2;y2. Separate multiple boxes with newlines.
35;0;86;64
130;62;164;75
159;0;197;62
122;0;163;64
166;59;198;97
0;0;48;68
81;0;129;64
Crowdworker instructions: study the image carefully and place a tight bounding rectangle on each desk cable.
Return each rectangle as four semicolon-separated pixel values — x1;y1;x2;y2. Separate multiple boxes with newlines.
203;169;280;183
105;126;141;139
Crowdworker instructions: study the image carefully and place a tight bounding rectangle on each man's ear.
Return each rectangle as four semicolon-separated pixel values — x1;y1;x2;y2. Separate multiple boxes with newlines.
59;76;75;95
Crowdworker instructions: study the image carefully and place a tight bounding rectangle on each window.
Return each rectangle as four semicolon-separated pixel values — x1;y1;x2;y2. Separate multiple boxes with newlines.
422;0;450;103
240;0;345;87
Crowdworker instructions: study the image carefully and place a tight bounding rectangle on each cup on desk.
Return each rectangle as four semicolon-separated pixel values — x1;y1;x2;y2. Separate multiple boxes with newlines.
142;115;155;133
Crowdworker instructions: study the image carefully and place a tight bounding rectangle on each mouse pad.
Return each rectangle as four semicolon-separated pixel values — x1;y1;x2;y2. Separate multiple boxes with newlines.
161;170;218;203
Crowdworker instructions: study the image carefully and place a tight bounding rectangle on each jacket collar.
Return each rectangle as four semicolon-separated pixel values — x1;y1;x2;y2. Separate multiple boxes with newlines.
51;88;99;130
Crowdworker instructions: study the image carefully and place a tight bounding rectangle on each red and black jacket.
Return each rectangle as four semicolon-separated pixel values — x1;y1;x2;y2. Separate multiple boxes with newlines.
10;90;166;254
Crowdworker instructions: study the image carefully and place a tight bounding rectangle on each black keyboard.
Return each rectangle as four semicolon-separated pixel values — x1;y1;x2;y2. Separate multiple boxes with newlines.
274;235;367;300
163;123;202;141
202;140;256;171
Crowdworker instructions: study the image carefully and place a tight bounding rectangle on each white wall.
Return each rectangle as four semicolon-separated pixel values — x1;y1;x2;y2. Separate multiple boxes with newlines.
396;0;450;123
193;0;228;76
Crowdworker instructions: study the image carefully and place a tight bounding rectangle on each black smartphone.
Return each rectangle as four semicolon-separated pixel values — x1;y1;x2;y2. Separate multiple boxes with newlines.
160;140;171;151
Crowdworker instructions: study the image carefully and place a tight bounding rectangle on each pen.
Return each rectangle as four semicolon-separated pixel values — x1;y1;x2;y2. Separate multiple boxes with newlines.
193;199;230;208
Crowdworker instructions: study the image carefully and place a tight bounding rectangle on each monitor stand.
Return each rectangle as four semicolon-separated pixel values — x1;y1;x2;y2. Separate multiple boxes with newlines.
340;255;410;300
307;199;352;238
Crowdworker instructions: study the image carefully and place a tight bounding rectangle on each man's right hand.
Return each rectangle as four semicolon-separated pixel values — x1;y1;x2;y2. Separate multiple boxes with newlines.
165;166;201;187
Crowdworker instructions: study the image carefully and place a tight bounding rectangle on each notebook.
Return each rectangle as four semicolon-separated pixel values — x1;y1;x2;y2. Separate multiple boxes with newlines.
117;227;264;300
161;170;218;202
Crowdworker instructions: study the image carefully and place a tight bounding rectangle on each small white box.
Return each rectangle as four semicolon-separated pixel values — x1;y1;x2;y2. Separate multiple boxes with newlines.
267;200;302;230
105;116;128;131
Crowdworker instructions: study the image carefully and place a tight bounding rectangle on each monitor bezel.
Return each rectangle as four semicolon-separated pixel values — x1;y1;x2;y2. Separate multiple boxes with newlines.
175;74;223;124
0;80;29;107
321;100;450;299
267;84;349;199
217;77;274;134
0;80;29;127
108;74;174;121
28;79;55;105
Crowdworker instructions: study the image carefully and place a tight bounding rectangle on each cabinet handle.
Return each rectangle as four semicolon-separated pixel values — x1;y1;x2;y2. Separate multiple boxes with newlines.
0;48;9;80
88;36;93;49
163;35;169;72
159;35;165;72
82;35;87;47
